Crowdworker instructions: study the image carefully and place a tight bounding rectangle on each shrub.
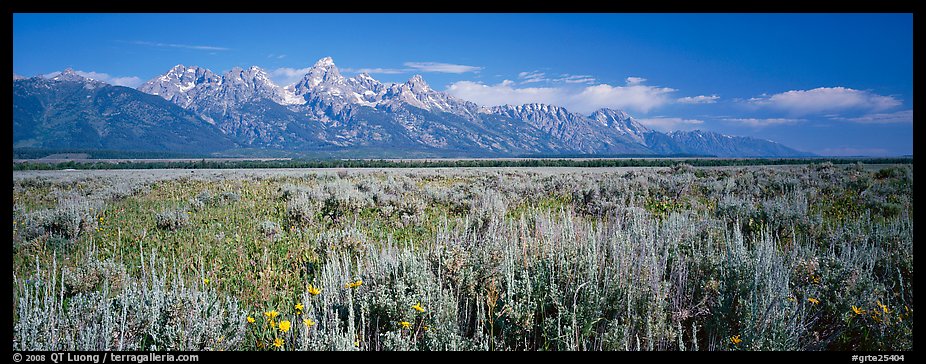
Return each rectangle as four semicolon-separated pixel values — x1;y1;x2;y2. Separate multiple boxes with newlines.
287;195;319;225
155;209;189;231
18;197;101;243
258;220;281;240
215;191;241;205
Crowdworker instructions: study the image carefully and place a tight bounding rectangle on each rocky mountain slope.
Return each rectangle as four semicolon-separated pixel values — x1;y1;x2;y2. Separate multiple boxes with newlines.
14;58;811;157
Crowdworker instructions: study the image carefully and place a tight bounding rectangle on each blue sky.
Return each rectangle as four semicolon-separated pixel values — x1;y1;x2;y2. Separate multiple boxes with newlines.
13;13;913;156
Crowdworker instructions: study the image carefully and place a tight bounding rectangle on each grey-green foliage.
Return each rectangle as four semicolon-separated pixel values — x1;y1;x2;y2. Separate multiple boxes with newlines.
13;253;246;351
19;197;102;243
278;186;912;351
215;191;241;205
12;164;914;351
258;220;281;240
155;209;189;231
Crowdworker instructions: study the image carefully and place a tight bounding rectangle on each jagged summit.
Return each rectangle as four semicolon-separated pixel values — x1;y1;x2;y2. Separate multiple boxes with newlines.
119;56;809;157
589;108;649;143
314;56;335;68
294;57;345;94
406;74;430;91
51;68;88;82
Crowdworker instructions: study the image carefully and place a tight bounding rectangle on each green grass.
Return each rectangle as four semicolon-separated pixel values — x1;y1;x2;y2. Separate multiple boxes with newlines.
12;164;913;351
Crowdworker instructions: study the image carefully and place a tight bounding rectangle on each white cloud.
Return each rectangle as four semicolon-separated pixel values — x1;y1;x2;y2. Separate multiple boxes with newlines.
625;77;647;85
748;87;902;115
516;71;595;85
129;40;229;51
446;80;676;114
636;117;704;132
723;118;804;127
518;70;547;84
557;74;596;84
569;84;676;114
108;76;144;88
832;110;912;124
446;80;565;107
269;67;313;86
677;95;719;104
43;70;143;88
404;62;482;74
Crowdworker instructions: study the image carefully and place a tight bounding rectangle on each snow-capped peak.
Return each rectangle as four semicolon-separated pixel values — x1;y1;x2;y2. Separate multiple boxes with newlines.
589;108;649;143
490;103;578;123
52;68;89;82
293;57;345;94
314;56;335;68
138;65;223;107
406;74;430;92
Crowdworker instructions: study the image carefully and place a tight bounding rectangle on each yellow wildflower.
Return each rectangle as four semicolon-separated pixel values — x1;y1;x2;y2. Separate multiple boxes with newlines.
851;306;865;315
730;335;742;345
877;301;890;314
344;279;363;289
278;320;291;333
273;337;284;348
303;318;316;327
808;297;820;305
412;302;425;313
307;285;321;296
264;310;279;319
295;303;304;311
399;321;413;329
203;278;209;285
247;316;255;323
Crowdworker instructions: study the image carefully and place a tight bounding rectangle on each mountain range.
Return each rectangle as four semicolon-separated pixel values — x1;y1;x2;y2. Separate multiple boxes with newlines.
13;57;810;158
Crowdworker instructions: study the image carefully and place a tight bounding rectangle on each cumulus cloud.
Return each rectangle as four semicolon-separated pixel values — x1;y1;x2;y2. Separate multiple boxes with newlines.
723;118;805;127
269;67;313;86
43;70;143;88
635;117;704;132
569;84;676;114
832;110;912;124
748;87;902;115
625;77;647;85
446;80;676;114
677;95;719;104
404;61;482;74
446;80;565;107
